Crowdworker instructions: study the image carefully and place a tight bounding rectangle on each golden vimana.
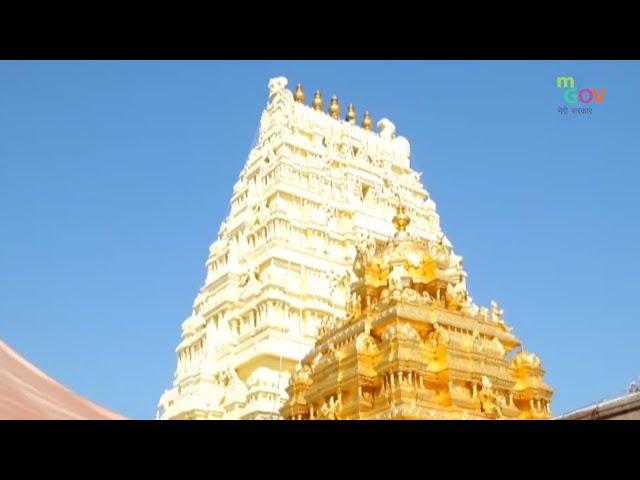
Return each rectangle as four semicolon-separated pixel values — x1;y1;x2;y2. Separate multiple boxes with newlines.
281;204;553;420
158;77;553;420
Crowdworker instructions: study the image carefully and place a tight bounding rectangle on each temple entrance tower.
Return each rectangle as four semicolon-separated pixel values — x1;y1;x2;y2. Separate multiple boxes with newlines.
158;77;470;419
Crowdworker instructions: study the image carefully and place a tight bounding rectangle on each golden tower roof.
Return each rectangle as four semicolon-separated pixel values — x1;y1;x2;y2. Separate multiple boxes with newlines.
281;208;553;420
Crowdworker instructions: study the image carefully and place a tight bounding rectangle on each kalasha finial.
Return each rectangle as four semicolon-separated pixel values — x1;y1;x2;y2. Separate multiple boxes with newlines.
294;83;305;103
312;91;323;111
329;95;340;119
361;111;373;130
346;104;356;124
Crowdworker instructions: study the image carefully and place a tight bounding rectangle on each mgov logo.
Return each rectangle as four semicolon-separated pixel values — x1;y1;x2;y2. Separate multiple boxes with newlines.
557;77;606;105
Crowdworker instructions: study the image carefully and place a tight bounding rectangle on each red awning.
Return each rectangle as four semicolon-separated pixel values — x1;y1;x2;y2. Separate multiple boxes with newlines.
0;339;126;420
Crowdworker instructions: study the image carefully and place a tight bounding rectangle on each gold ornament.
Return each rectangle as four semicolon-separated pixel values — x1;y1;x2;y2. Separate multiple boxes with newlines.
294;83;305;103
345;104;356;124
392;204;410;232
329;95;340;119
312;91;323;111
361;111;373;130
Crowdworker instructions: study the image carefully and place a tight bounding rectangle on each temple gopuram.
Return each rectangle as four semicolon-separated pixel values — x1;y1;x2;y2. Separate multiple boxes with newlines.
158;76;553;420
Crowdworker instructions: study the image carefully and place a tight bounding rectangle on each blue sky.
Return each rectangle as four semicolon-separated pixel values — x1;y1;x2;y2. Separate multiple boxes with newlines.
1;60;639;419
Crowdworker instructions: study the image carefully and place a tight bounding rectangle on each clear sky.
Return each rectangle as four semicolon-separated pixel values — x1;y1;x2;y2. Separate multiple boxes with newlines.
1;60;639;420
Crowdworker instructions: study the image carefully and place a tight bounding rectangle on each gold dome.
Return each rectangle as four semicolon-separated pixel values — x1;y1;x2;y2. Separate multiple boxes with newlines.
345;104;356;124
353;205;437;295
329;95;340;119
512;350;542;369
312;91;323;111
294;83;305;103
361;111;373;130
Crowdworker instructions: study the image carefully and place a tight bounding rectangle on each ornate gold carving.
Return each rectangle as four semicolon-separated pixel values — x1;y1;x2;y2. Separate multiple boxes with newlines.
281;208;553;420
478;376;503;419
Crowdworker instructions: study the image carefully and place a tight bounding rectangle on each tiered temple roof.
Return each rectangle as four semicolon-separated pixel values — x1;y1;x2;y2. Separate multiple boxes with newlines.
281;207;553;420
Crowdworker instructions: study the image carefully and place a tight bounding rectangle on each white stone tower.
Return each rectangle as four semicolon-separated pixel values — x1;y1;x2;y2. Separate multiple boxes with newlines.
157;76;460;419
